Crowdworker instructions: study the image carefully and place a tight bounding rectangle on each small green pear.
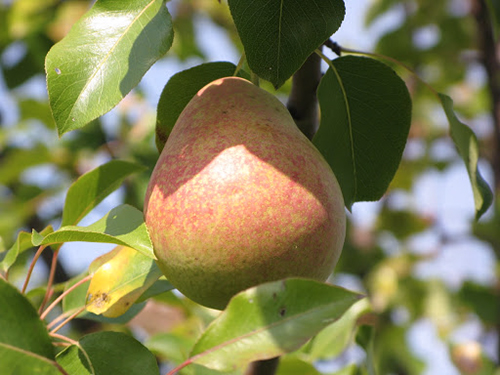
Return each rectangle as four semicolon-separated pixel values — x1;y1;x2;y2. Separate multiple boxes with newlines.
144;77;346;310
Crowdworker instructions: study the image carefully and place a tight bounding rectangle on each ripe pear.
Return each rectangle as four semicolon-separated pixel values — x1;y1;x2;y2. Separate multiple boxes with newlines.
144;77;346;310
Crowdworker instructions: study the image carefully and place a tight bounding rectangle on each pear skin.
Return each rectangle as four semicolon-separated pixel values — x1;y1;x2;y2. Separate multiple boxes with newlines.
144;77;346;310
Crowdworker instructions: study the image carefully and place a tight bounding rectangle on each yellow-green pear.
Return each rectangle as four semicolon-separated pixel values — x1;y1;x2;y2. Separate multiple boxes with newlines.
144;77;346;310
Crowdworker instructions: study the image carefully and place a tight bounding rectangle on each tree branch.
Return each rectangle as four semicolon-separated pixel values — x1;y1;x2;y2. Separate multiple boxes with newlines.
470;0;500;194
244;357;280;375
286;52;323;141
470;0;500;365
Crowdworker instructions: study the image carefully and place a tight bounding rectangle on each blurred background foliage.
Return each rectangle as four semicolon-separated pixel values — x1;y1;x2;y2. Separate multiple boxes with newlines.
0;0;499;374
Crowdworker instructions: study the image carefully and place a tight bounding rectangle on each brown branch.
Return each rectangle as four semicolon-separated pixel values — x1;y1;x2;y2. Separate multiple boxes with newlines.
470;0;500;194
470;0;500;365
286;52;323;141
244;357;280;375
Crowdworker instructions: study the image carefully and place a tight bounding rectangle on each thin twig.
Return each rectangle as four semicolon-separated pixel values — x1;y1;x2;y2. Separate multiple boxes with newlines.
22;245;47;293
39;246;62;312
49;306;87;335
166;358;192;375
41;275;92;320
50;332;79;346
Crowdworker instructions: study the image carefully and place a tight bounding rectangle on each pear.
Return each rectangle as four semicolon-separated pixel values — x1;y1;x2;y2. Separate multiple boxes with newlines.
144;77;346;310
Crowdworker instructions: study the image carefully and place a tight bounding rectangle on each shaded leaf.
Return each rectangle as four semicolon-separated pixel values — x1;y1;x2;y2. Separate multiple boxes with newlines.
276;356;321;375
0;226;54;273
56;331;159;375
86;245;162;318
136;278;175;303
228;0;345;88
61;273;91;314
356;325;377;375
46;0;174;135
189;278;363;372
439;94;493;220
146;333;194;365
458;281;499;325
0;279;59;374
314;56;412;209
33;204;154;258
62;160;145;226
156;61;249;152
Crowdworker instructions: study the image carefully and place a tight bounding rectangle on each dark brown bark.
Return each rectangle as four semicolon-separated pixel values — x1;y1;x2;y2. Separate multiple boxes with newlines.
470;0;500;194
244;357;280;375
286;52;323;141
470;0;500;364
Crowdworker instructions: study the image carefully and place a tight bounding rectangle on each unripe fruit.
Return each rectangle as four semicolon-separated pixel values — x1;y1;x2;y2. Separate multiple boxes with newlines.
144;77;346;310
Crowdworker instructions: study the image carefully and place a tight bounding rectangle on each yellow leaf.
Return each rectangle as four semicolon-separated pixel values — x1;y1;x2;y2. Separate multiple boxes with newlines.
86;245;162;318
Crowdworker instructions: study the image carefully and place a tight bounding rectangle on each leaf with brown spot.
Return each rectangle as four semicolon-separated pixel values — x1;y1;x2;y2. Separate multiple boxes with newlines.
86;246;163;318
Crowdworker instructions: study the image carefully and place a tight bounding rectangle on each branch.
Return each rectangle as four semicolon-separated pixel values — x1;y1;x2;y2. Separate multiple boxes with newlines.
470;0;500;194
470;0;500;365
286;51;322;140
244;357;280;375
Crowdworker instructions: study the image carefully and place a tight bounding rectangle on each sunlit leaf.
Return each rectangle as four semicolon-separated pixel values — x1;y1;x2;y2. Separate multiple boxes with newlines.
61;273;146;324
56;331;159;375
46;0;174;135
305;298;370;360
62;160;145;226
189;279;362;372
0;226;53;273
33;204;154;258
439;94;493;220
228;0;345;88
86;245;163;318
314;56;412;209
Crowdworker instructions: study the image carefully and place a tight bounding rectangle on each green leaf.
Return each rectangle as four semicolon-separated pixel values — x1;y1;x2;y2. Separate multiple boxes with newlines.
458;281;499;325
46;0;174;135
62;160;145;226
228;0;345;88
146;333;194;364
276;356;321;375
305;298;370;360
356;325;377;375
156;62;249;152
86;245;162;317
314;56;412;209
438;94;493;220
34;204;154;258
189;278;363;372
0;279;59;374
61;274;91;314
61;273;149;324
56;331;159;375
0;226;54;273
0;351;61;375
136;278;175;303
